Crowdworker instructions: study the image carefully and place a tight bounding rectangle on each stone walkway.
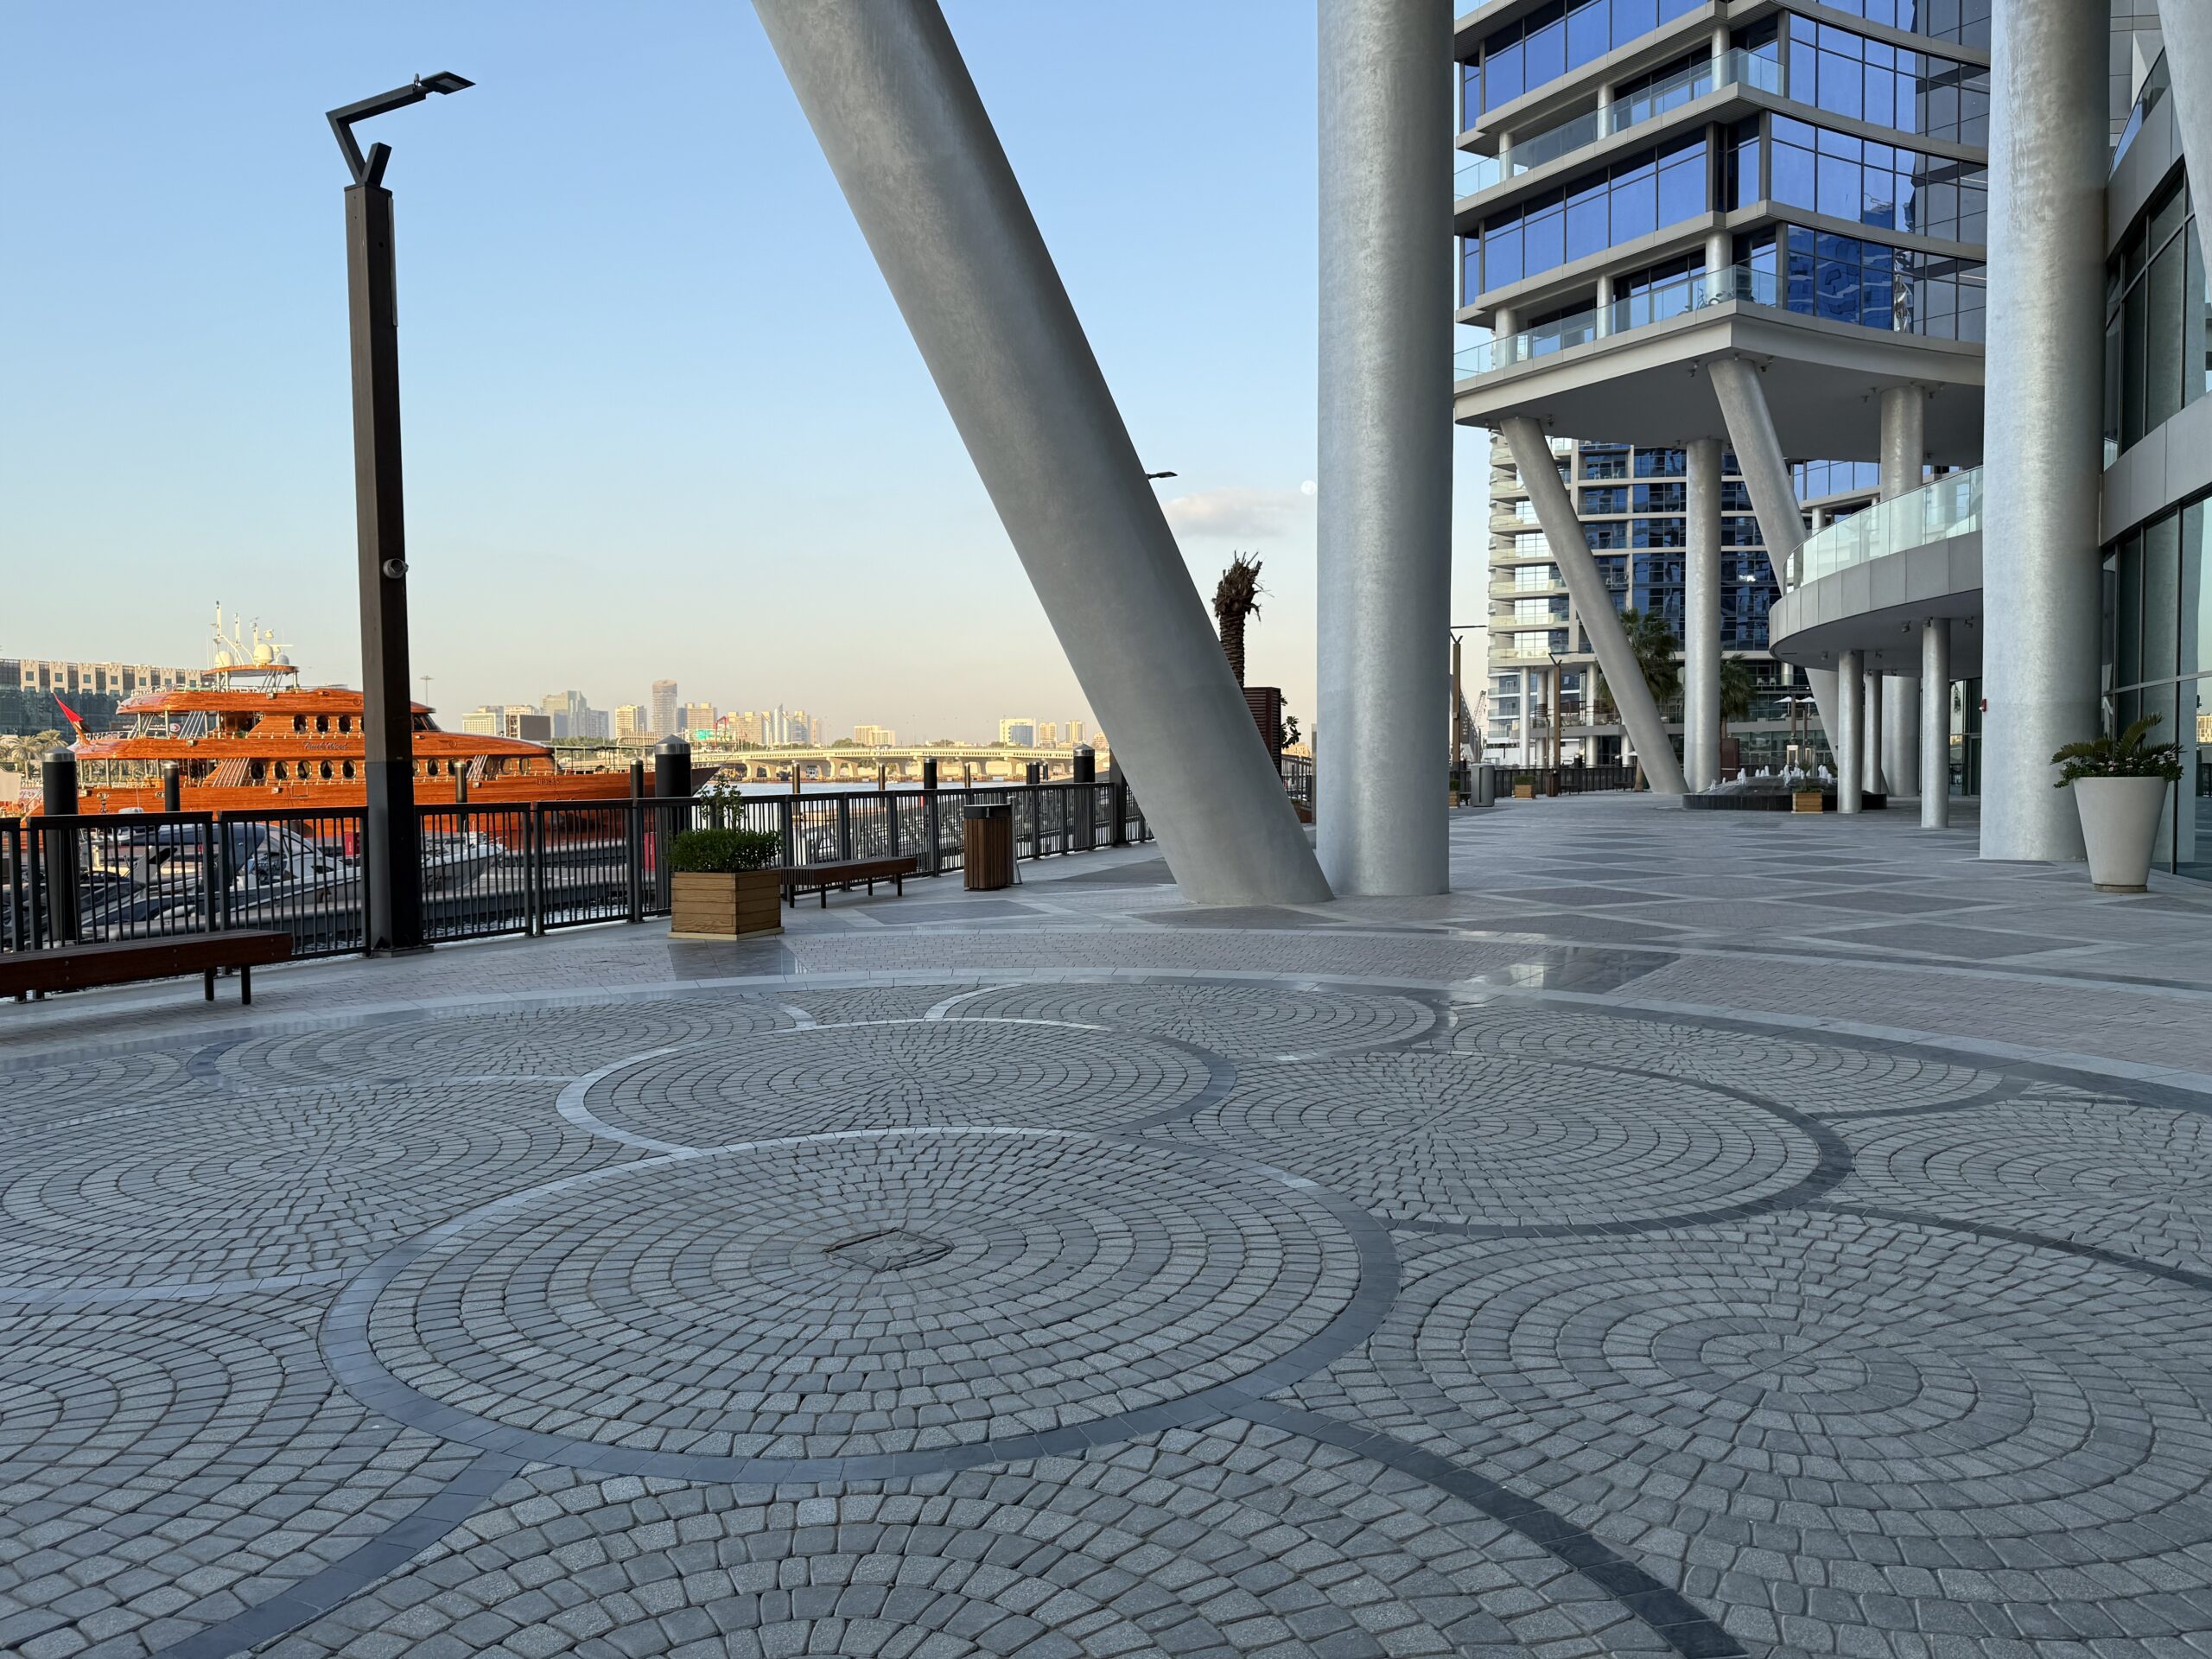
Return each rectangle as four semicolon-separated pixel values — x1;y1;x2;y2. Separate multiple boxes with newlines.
6;797;2212;1658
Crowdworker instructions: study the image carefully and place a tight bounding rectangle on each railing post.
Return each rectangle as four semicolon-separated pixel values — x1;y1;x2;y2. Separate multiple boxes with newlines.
215;812;236;931
887;786;902;858
921;760;940;876
626;772;645;925
526;804;543;937
40;750;79;944
836;793;853;861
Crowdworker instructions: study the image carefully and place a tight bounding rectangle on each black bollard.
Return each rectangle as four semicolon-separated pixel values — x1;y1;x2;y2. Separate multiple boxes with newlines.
41;747;79;944
652;737;691;912
161;760;181;814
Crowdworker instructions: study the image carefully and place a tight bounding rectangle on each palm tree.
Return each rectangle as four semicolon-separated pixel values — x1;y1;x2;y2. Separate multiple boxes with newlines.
1212;553;1264;686
1719;658;1757;761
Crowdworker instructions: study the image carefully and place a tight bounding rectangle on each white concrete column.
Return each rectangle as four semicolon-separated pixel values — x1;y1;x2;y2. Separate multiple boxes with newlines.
1980;0;2107;862
1836;651;1865;814
1501;418;1688;793
1685;437;1723;791
1863;672;1889;795
1921;618;1951;830
1317;0;1454;895
1594;273;1615;338
1705;231;1732;289
1878;386;1923;799
749;0;1329;905
2158;0;2212;280
1707;356;1843;748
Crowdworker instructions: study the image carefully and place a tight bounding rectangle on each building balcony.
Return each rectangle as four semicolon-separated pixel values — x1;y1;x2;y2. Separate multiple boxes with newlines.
1452;263;1985;460
1768;467;1983;679
1456;48;1781;202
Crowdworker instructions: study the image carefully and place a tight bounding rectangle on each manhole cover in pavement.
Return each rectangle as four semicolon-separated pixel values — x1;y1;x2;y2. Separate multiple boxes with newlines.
825;1228;953;1271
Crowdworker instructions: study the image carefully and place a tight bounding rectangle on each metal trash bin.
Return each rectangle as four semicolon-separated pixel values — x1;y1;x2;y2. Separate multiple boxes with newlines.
963;803;1014;891
1472;763;1497;807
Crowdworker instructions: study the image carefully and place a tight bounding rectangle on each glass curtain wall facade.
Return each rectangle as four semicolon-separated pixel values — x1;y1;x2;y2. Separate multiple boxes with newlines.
2105;496;2211;877
1462;10;1990;348
2104;174;2209;459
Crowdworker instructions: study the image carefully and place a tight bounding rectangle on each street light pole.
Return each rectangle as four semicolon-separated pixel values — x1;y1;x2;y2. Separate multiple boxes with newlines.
327;73;470;955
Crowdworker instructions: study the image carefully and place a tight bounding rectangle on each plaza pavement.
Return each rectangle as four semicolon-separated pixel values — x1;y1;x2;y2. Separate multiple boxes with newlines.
5;794;2212;1659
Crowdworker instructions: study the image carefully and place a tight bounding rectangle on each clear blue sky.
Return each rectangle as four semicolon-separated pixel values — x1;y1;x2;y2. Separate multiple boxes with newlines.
1;2;1491;741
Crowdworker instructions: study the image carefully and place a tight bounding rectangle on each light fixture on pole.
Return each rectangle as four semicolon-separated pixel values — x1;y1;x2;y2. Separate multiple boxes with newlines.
327;72;471;955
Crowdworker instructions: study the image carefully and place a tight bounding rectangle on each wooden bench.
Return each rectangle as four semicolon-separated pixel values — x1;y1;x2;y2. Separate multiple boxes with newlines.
780;856;918;908
1;931;294;1006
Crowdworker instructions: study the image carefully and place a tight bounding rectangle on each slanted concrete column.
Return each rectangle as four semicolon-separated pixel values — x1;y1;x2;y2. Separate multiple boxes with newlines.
750;0;1329;905
1708;356;1841;748
1879;386;1924;797
2158;0;2212;280
1836;651;1865;814
1921;618;1951;830
1315;0;1454;896
1980;0;2106;862
1501;418;1688;794
1684;437;1724;791
1863;672;1889;795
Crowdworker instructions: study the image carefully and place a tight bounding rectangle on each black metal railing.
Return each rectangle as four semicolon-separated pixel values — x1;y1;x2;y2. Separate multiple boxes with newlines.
1;780;1157;965
1504;764;1640;796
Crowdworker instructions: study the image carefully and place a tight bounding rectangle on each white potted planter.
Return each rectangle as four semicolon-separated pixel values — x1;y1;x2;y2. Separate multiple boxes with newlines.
2071;776;2170;892
2054;715;2182;893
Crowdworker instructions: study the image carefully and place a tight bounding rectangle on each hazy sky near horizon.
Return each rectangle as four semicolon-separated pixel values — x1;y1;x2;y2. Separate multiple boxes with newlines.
1;2;1493;741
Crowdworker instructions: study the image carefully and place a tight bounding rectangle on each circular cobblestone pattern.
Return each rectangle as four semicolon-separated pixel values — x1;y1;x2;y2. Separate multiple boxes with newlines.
210;998;793;1084
356;1130;1367;1465
1455;1003;2001;1113
0;1080;629;1289
1183;1049;1823;1228
1332;1211;2212;1651
267;1422;1676;1659
587;1019;1221;1143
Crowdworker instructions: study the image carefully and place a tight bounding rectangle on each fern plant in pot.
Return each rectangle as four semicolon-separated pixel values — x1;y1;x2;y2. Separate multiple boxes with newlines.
2053;715;2182;892
669;828;785;938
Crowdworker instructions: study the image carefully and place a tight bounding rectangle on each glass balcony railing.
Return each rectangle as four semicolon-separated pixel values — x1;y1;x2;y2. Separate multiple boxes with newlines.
2113;49;2168;175
1455;49;1782;199
1791;467;1982;589
1455;263;1779;378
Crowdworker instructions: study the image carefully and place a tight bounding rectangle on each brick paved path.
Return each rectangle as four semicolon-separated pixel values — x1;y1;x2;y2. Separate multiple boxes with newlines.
6;799;2212;1657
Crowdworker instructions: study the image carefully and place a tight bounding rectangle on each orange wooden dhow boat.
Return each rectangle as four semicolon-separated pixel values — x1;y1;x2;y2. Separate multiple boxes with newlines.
24;620;641;817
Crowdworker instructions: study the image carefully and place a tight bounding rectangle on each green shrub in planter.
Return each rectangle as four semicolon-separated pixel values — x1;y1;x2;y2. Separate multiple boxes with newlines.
2050;715;2183;785
671;828;783;874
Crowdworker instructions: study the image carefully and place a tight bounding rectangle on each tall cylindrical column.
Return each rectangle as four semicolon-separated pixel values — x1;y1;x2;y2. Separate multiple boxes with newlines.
1879;386;1924;798
1921;618;1951;830
1980;0;2107;862
1684;437;1723;791
1836;652;1864;814
749;0;1329;906
1864;671;1888;796
1317;0;1454;894
1878;385;1924;500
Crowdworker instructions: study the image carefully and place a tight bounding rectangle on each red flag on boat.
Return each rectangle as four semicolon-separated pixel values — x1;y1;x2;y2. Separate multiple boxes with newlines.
51;696;86;741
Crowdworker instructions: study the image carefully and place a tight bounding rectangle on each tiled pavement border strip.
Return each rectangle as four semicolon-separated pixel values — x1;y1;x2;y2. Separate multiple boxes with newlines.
1387;1058;1858;1243
1812;1199;2212;1299
319;1125;1400;1485
1236;1400;1746;1659
148;1450;525;1659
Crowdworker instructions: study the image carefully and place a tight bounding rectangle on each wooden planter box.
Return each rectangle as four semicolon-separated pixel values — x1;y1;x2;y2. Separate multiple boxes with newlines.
670;869;783;938
1513;783;1536;800
1791;791;1827;813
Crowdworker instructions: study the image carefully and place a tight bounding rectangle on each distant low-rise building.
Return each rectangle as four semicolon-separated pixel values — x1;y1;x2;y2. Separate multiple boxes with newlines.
1;656;211;734
854;723;895;747
613;704;647;743
682;701;716;736
462;706;503;736
998;717;1036;747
